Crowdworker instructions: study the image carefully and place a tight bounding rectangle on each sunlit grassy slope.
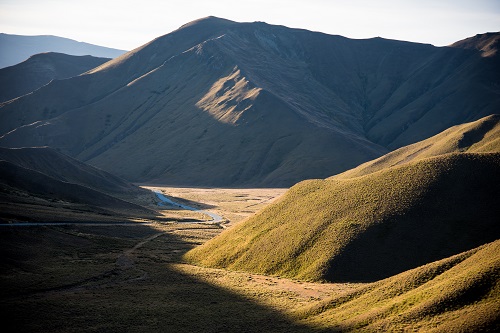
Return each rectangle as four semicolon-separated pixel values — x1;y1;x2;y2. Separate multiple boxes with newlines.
185;116;500;282
335;114;500;180
297;240;500;332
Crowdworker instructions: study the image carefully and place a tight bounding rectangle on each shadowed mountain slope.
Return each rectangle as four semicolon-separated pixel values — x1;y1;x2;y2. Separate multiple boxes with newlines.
0;33;125;69
0;52;110;103
0;161;152;216
297;240;500;332
0;18;498;186
0;147;147;198
0;147;156;222
185;116;500;282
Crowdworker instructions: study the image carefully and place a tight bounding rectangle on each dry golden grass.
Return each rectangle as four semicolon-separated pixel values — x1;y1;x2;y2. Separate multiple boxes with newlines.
296;240;500;332
335;114;500;180
2;186;498;332
141;186;287;226
181;116;500;331
0;221;341;332
185;152;500;282
3;116;500;332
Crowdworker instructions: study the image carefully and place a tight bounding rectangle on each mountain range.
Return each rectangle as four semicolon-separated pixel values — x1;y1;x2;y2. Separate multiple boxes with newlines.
0;33;125;69
1;17;498;186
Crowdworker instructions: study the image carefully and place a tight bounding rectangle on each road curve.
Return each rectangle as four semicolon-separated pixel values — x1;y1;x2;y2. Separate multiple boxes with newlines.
152;189;224;224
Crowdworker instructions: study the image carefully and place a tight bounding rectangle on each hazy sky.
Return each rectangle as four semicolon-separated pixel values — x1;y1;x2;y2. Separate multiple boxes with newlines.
1;0;499;50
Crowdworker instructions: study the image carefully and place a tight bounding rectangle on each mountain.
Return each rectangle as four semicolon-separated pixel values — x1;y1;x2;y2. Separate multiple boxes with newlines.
0;147;156;222
0;52;110;103
297;240;500;332
185;115;500;282
451;32;500;57
0;33;125;69
0;147;146;198
0;18;498;186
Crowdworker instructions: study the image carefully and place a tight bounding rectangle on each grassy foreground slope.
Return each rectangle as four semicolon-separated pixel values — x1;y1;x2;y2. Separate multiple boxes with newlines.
297;240;500;332
185;116;500;282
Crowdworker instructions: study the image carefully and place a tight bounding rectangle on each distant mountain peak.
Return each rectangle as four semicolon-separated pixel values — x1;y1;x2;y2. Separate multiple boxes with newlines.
0;33;125;68
0;51;110;103
178;16;236;30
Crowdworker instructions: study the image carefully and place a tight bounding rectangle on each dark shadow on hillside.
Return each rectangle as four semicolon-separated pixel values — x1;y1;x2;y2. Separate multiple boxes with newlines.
326;156;500;282
457;115;498;149
0;223;319;333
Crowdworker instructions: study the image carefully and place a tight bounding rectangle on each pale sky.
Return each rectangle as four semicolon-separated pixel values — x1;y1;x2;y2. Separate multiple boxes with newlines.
1;0;499;50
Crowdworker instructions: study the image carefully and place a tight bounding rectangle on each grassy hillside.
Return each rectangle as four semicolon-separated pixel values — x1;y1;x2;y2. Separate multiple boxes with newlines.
297;240;500;332
186;153;500;281
335;114;500;180
185;117;500;282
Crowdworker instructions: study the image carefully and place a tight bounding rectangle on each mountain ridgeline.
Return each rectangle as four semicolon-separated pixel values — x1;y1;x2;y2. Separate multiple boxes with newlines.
0;17;498;186
0;33;125;69
0;52;111;103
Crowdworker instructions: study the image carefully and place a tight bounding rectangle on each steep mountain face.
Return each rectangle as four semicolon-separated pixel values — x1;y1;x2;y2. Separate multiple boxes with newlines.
0;17;498;186
0;33;125;69
0;52;110;103
185;115;500;282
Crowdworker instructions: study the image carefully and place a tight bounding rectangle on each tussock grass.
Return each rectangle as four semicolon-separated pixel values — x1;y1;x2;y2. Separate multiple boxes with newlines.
296;240;500;332
185;115;500;330
185;152;500;281
185;116;500;283
2;184;498;332
336;114;500;180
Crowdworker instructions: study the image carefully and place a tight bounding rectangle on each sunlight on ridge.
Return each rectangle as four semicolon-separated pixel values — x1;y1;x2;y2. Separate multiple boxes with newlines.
196;66;261;124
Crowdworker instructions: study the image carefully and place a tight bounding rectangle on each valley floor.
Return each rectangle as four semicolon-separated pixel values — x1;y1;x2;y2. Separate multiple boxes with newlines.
1;187;346;332
1;187;497;332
